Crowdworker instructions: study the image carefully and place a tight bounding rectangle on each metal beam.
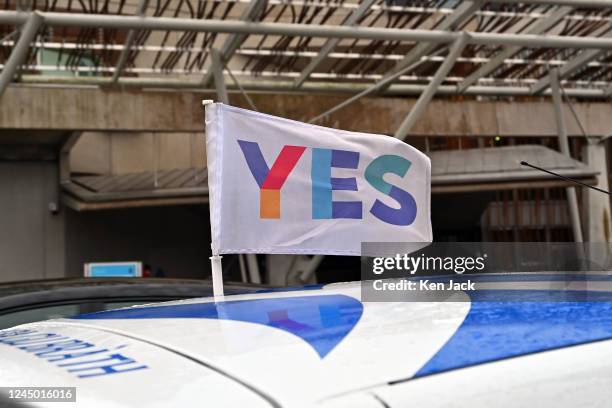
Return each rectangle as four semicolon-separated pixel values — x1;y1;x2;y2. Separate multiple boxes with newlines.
210;48;228;104
8;40;612;68
394;33;469;140
0;30;18;45
15;74;610;98
379;0;481;92
531;25;612;95
458;6;572;93
294;0;376;88
489;0;612;7
200;0;267;87
533;47;607;95
225;63;259;111
309;47;448;123
6;11;612;50
111;0;149;83
551;70;573;160
550;69;583;243
0;12;42;97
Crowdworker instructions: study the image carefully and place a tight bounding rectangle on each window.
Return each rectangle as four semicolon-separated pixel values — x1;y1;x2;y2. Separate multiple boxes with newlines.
0;304;80;330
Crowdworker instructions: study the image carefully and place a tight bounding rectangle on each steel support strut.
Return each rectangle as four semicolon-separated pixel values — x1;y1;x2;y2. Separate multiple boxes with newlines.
210;48;229;104
550;69;584;242
308;47;448;124
459;6;572;93
200;0;267;87
531;24;612;95
380;0;481;92
0;12;42;97
295;0;377;88
394;33;469;141
111;0;150;83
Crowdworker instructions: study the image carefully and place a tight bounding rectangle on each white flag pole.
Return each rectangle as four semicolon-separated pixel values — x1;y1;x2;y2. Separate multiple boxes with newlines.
203;99;224;298
210;252;224;297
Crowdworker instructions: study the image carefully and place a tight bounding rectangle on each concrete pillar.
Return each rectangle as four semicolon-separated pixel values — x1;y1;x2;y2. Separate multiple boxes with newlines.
550;69;583;242
0;162;65;282
582;141;611;267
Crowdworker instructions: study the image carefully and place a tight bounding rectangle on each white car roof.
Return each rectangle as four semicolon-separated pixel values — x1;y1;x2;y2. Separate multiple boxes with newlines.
1;273;611;407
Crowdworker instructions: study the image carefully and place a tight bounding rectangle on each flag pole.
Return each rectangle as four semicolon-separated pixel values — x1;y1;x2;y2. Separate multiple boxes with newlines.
202;99;224;298
210;252;224;297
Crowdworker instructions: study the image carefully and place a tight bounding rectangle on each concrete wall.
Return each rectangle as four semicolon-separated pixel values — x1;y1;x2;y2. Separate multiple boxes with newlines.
0;161;213;282
18;85;606;176
3;87;612;137
0;162;64;283
70;132;206;175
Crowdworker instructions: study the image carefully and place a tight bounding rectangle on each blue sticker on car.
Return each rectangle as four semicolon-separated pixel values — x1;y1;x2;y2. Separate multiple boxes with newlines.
416;290;612;377
73;295;363;358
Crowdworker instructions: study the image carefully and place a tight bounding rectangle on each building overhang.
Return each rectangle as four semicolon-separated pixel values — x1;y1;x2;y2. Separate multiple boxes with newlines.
61;145;598;211
430;145;599;193
61;168;207;211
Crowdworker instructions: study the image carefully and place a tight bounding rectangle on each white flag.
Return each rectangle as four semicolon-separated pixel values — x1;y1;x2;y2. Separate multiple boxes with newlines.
205;103;431;256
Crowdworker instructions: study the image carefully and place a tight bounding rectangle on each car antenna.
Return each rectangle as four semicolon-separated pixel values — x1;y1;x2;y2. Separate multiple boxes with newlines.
520;161;611;196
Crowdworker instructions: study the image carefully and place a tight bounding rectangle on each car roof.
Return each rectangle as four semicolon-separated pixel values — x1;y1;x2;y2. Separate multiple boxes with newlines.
1;273;611;407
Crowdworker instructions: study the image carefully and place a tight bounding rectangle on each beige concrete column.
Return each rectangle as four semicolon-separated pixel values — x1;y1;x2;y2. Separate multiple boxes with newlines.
582;141;611;268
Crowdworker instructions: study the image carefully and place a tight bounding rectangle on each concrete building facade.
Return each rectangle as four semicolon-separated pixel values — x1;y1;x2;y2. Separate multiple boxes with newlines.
0;86;610;282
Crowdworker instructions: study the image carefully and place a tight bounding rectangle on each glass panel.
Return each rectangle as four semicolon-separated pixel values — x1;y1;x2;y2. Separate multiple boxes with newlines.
0;304;81;330
38;49;96;77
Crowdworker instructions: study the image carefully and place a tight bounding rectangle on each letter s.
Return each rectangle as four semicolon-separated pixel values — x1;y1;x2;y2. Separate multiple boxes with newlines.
365;155;417;226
